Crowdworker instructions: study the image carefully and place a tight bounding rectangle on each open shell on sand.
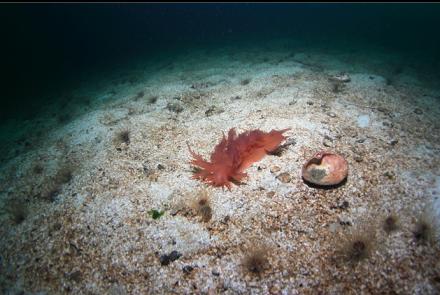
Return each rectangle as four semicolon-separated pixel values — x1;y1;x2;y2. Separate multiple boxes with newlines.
302;151;348;186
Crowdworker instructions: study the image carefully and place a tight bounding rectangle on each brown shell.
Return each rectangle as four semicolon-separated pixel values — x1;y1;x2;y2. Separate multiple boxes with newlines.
302;151;348;186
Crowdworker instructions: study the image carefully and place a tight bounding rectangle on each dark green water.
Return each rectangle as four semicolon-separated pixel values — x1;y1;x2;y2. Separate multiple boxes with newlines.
0;3;440;165
1;3;439;122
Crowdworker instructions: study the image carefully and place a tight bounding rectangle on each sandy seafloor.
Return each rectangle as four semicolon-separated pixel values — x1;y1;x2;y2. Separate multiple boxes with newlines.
1;39;440;294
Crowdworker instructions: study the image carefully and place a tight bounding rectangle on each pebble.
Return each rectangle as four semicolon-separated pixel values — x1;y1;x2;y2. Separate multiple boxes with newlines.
321;104;330;110
377;107;389;114
160;250;182;266
340;201;349;209
266;191;276;198
270;166;281;173
283;137;297;147
67;270;82;282
269;284;281;294
167;102;184;113
241;78;251;85
330;200;349;210
205;106;225;117
276;172;292;183
191;82;210;89
326;112;337;118
383;171;395;180
339;220;351;226
323;137;333;147
183;266;194;274
307;101;314;105
169;250;182;261
414;108;423;115
354;155;363;162
389;139;398;146
345;127;358;138
329;73;351;83
159;255;170;265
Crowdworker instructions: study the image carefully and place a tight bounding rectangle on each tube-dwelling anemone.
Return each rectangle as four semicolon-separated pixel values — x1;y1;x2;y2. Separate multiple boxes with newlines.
412;208;438;245
241;244;271;276
334;221;376;266
114;129;131;146
190;189;213;223
383;213;400;234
